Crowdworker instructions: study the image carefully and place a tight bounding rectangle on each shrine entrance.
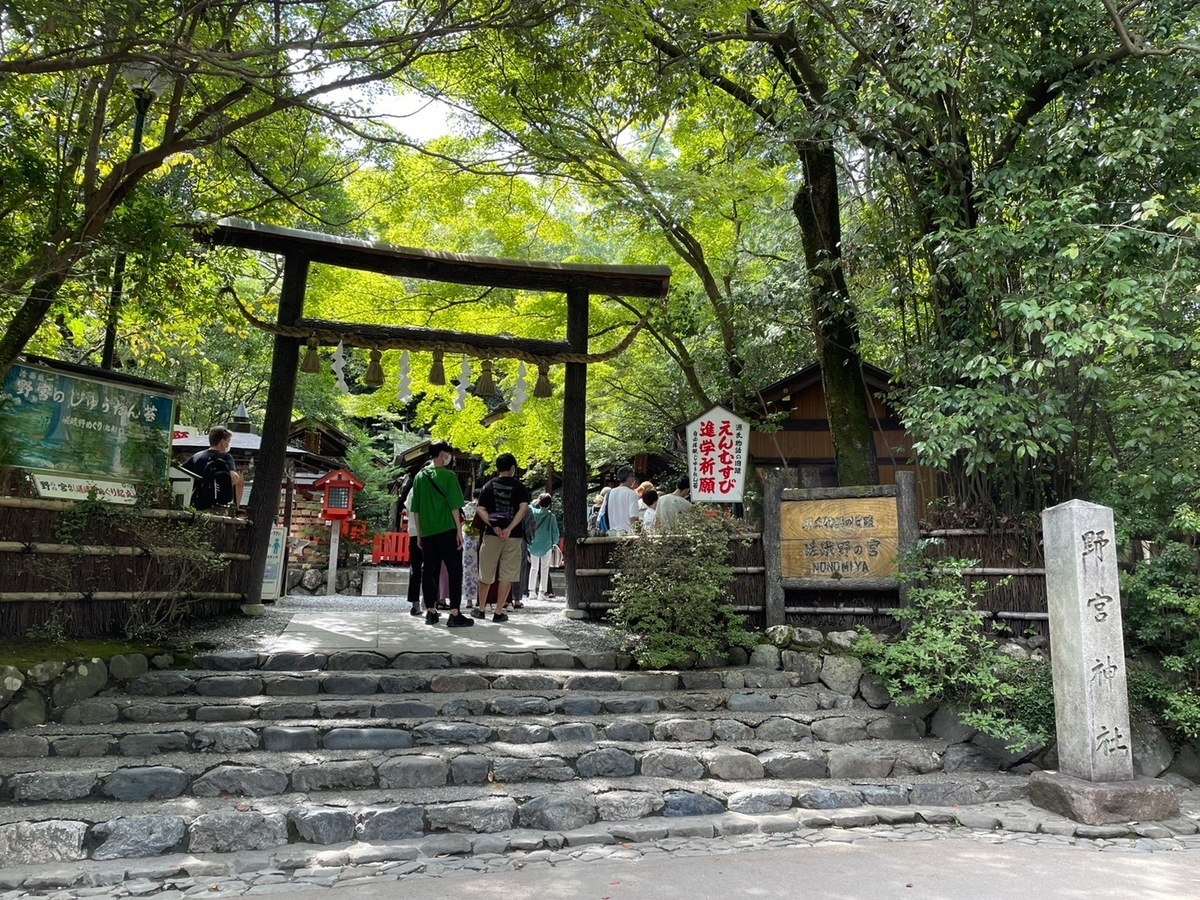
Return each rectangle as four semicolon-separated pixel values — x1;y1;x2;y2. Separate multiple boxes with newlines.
198;218;671;607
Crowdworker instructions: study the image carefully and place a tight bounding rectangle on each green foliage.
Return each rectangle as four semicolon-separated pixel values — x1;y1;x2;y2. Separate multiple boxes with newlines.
605;507;757;669
855;542;1054;746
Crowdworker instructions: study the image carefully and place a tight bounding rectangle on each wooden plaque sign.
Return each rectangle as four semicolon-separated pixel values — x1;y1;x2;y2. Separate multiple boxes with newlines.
782;497;899;580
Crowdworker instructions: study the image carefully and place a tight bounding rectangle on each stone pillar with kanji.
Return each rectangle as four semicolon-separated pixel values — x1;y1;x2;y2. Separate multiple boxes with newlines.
1029;499;1178;824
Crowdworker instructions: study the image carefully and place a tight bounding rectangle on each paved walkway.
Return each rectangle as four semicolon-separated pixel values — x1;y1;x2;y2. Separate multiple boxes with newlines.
271;609;569;654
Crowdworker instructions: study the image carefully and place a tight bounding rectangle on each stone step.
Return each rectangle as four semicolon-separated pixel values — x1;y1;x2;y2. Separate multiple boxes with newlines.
189;649;629;673
0;760;1040;867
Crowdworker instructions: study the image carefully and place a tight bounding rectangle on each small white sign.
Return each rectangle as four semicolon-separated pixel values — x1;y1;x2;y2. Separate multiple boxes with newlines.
262;525;287;600
33;473;137;505
686;405;749;503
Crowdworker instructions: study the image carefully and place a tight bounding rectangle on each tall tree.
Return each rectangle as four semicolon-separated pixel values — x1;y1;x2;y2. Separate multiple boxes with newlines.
0;0;559;380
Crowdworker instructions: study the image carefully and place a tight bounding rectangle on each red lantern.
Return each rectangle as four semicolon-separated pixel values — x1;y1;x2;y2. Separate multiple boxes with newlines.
314;468;364;521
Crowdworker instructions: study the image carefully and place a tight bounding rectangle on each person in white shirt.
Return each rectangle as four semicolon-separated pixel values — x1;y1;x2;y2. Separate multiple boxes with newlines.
640;489;659;532
603;466;641;535
654;476;692;531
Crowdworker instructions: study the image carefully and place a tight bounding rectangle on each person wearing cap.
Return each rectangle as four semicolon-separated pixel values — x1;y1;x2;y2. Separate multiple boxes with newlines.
603;466;641;535
408;440;473;628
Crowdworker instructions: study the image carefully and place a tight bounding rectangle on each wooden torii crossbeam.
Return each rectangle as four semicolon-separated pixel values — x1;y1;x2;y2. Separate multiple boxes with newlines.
197;217;671;606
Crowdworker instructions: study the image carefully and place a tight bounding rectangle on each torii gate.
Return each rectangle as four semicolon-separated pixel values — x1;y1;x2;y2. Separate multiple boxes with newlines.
198;218;671;607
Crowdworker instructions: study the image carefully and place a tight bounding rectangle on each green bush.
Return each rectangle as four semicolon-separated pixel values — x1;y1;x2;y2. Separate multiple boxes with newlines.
1123;533;1200;740
854;542;1055;747
605;507;758;669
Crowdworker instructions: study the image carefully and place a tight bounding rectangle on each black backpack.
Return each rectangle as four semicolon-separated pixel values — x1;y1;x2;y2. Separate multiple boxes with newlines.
193;453;234;510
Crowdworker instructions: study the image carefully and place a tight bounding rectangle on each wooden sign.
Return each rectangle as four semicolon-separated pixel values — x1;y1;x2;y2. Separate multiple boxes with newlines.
781;495;899;582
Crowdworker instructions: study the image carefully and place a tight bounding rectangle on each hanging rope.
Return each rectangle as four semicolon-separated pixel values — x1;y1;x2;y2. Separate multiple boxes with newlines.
222;287;649;365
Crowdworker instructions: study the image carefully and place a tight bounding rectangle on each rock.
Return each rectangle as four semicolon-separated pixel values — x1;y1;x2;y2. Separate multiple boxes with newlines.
703;747;765;780
605;695;659;713
1132;721;1175;777
324;727;413;750
930;706;978;743
855;784;910;805
289;807;356;845
551;723;600;743
493;756;574;782
193;726;259;753
322;674;381;694
713;719;755;741
8;772;96;801
262;651;328;671
497;724;552;743
0;820;87;866
819;655;863;695
796;786;861;809
662;790;724;817
827;747;895;780
51;659;108;708
565;673;622;691
101;766;190;801
106;652;150;681
451;754;490;785
129;671;194;696
867;717;921;740
728;692;776;712
192;764;290;797
518;795;597;831
377;756;449;789
641;748;705;779
892;746;944;775
262;726;320;751
577;748;637;778
997;642;1030;660
825;630;860;651
193;651;260;671
759;749;827;778
0;665;24;705
743;668;793;689
790;627;824;648
356;805;425;841
52;735;115;757
623;673;680;692
1;690;46;728
290;760;377;792
189;811;288;853
858;674;891;708
1029;771;1179;825
25;660;65;685
911;782;982;806
942;744;1002;773
810;716;867;743
749;644;782;670
969;733;1042;769
194;675;262;697
375;699;438;717
606;721;651;741
491;696;552;715
1171;744;1200;780
764;625;794;648
595;790;664;821
301;569;325;591
0;733;49;757
492;673;562;691
413;722;492;746
653;718;713;742
92;815;186;860
756;716;812;741
728;788;792;814
781;651;822;683
425;798;517;833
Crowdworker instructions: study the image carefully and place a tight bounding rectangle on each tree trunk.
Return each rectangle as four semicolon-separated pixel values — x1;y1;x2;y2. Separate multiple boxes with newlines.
0;271;71;381
792;142;879;487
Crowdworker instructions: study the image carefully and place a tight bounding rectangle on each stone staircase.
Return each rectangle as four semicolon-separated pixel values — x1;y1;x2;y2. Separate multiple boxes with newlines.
0;643;1052;868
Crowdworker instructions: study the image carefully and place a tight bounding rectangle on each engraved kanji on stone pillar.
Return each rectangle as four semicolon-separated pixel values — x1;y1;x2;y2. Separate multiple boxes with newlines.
1042;500;1133;783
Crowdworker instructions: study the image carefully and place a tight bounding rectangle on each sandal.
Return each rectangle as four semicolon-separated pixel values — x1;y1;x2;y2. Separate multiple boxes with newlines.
511;600;524;609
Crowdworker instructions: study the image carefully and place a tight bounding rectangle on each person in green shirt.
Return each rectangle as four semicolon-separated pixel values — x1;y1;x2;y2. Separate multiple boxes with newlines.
408;440;473;628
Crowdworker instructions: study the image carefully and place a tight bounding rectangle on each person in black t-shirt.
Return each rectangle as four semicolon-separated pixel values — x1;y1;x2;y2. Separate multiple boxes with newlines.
474;452;530;623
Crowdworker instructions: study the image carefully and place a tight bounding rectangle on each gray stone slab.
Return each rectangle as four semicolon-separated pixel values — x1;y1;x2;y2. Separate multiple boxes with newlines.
1029;771;1180;825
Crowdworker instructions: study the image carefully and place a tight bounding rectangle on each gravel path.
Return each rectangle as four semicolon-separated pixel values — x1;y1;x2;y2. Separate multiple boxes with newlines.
178;591;622;656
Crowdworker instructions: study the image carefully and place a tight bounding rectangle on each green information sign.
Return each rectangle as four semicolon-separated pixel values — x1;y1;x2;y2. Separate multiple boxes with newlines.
0;360;176;486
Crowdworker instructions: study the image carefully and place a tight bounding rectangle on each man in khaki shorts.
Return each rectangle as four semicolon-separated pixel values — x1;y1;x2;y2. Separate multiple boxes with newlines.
474;453;531;623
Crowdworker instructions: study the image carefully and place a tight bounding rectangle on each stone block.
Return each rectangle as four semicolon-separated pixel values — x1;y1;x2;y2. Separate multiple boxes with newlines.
594;790;664;821
290;760;376;791
92;815;186;860
641;748;705;779
518;794;597;831
662;790;724;817
1029;771;1180;825
192;764;290;796
0;820;87;866
819;655;863;695
702;746;765;780
289;807;356;845
189;811;288;853
356;805;425;841
425;798;517;833
577;747;637;778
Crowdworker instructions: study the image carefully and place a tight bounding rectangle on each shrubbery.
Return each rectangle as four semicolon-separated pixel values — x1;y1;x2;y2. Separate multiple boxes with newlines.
606;507;758;669
854;542;1055;747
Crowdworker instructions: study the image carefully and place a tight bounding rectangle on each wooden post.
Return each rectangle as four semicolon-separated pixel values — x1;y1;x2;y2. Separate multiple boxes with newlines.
246;253;309;603
761;467;797;628
327;520;340;596
562;286;589;614
895;470;919;607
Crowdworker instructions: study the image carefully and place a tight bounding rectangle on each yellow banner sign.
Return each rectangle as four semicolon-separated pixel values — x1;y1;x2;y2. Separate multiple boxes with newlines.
781;497;899;579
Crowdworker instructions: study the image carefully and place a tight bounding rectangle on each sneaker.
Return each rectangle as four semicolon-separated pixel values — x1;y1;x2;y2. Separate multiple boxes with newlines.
492;612;509;623
447;613;475;628
409;605;422;617
535;593;548;602
470;608;485;619
425;610;440;625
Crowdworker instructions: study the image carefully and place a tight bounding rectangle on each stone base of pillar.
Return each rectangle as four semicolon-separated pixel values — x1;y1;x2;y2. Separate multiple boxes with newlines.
1029;770;1179;824
561;608;589;620
240;603;267;617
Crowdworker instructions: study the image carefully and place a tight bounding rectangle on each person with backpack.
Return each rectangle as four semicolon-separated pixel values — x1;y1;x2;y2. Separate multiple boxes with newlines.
473;452;530;623
185;426;244;513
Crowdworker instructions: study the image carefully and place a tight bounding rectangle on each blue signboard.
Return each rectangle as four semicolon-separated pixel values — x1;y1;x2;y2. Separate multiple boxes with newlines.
0;360;176;485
